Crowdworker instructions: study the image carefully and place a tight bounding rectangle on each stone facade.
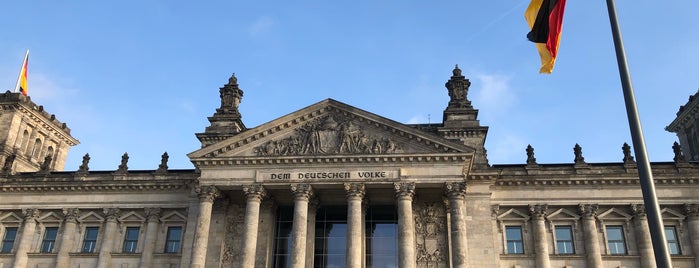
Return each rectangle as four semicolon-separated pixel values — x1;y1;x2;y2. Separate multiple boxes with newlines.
0;67;698;268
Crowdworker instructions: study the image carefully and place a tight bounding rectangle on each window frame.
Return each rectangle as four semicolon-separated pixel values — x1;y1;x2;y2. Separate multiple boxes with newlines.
554;225;575;255
1;226;18;253
664;225;681;255
122;226;140;253
164;226;183;254
40;226;59;253
504;225;525;254
605;225;628;255
81;226;100;253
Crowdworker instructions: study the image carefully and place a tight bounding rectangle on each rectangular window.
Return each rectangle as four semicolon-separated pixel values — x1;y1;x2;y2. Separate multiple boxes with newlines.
82;227;99;253
505;226;524;254
365;205;398;268
665;226;681;255
606;225;627;255
314;206;348;267
41;227;58;253
272;206;294;268
555;225;575;254
1;227;18;253
165;226;182;253
122;227;140;253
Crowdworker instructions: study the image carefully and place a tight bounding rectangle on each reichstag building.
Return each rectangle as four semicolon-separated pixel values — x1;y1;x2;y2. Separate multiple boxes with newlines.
0;66;698;268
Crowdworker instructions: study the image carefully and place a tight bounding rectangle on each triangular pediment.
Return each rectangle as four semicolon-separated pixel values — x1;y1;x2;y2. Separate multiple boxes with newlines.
38;212;63;223
497;208;530;221
78;211;104;223
119;211;146;223
189;99;475;160
160;211;187;223
597;208;632;220
547;208;580;221
0;212;22;223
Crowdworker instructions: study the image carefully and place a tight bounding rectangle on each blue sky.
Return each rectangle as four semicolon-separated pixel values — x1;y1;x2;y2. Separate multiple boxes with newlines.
1;1;698;171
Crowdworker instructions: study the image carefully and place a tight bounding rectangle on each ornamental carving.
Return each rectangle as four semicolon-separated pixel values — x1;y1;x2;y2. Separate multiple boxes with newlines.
579;204;599;218
529;204;548;219
196;185;221;202
104;208;121;222
63;208;80;223
242;184;266;201
22;208;40;221
630;204;647;218
444;182;466;199
415;202;447;268
344;183;365;199
222;203;245;266
290;184;314;200
684;204;699;218
254;114;402;156
394;182;416;199
144;207;161;223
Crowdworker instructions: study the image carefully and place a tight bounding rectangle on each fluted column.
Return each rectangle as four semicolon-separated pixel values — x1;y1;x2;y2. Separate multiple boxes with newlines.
13;208;40;268
344;183;365;268
631;204;656;268
290;184;313;268
305;199;319;268
395;182;416;268
445;182;468;268
240;184;267;268
684;204;699;268
138;207;161;268
579;204;602;267
190;186;221;268
97;208;121;268
530;204;550;268
56;208;80;268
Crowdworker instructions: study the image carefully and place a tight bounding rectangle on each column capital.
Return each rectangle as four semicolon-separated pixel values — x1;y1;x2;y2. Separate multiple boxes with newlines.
630;204;647;219
344;183;365;199
243;184;267;201
684;204;699;218
144;207;161;223
22;208;40;221
291;184;314;200
578;204;599;219
104;208;121;222
394;182;415;199
196;185;221;202
62;208;80;223
444;182;466;199
529;204;548;219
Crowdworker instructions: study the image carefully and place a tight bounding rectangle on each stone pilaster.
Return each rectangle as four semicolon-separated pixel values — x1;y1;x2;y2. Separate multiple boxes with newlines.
240;184;266;268
395;182;417;268
97;208;121;268
138;207;161;268
631;204;656;268
684;204;699;268
290;184;313;268
56;208;80;268
445;182;468;268
13;208;39;268
579;204;602;267
306;198;319;268
344;183;365;268
190;186;221;268
529;204;550;268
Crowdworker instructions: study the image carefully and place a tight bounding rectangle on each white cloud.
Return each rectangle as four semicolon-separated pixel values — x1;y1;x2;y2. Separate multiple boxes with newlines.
471;73;516;116
248;16;274;37
487;134;528;164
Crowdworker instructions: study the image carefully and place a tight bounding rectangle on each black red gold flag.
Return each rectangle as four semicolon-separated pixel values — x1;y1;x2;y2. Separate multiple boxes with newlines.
525;0;567;74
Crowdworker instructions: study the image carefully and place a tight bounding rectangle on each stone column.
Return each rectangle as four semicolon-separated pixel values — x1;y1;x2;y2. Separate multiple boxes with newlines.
290;184;313;268
138;207;161;268
97;208;121;268
13;208;40;268
344;183;365;268
579;204;602;268
305;199;319;268
445;182;468;268
190;186;221;268
395;182;417;268
684;204;699;268
56;208;80;268
530;204;551;268
631;204;656;268
240;184;267;268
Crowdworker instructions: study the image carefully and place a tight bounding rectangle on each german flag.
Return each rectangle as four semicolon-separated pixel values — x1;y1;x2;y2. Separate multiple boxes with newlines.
15;50;29;96
525;0;567;74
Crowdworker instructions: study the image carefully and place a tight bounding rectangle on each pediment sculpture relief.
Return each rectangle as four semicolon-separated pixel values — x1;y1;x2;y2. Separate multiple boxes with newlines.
255;114;403;156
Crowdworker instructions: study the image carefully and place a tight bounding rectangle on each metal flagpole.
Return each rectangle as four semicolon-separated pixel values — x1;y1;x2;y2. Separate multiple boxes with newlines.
605;0;672;267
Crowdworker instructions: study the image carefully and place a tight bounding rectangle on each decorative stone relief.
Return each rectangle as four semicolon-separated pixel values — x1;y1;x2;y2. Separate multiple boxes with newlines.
414;202;447;268
254;114;402;156
221;203;245;267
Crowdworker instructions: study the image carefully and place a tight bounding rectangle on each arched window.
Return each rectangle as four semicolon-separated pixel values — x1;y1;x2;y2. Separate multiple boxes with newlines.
31;139;42;158
18;130;29;151
46;146;54;160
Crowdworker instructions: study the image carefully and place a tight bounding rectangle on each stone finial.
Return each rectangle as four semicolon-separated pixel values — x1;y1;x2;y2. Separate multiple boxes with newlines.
673;142;687;163
445;64;472;109
219;73;244;114
622;142;635;164
526;144;537;165
573;143;586;164
116;152;129;173
39;155;52;172
78;153;90;173
156;152;169;173
2;153;16;174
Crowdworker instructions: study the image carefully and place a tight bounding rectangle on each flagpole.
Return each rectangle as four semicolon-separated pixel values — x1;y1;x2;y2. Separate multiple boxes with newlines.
605;0;672;267
13;50;29;93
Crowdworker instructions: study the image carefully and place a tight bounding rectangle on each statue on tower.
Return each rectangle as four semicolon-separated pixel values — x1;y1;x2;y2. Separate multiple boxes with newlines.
445;65;472;109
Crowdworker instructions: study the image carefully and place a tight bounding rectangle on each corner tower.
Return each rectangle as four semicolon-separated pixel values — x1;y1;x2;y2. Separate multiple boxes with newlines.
196;73;247;147
666;89;699;161
0;91;79;172
438;65;490;167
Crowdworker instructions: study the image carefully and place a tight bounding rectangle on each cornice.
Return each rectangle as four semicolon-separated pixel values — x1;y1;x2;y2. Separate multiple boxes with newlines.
494;177;699;187
192;153;471;167
666;91;699;132
0;180;193;193
15;103;79;146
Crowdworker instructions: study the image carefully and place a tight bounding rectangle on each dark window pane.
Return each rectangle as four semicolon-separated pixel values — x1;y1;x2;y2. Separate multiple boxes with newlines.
1;227;18;253
606;226;627;255
665;226;681;255
122;227;140;253
555;226;574;254
82;227;99;253
505;226;524;254
41;227;58;253
165;226;182;253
